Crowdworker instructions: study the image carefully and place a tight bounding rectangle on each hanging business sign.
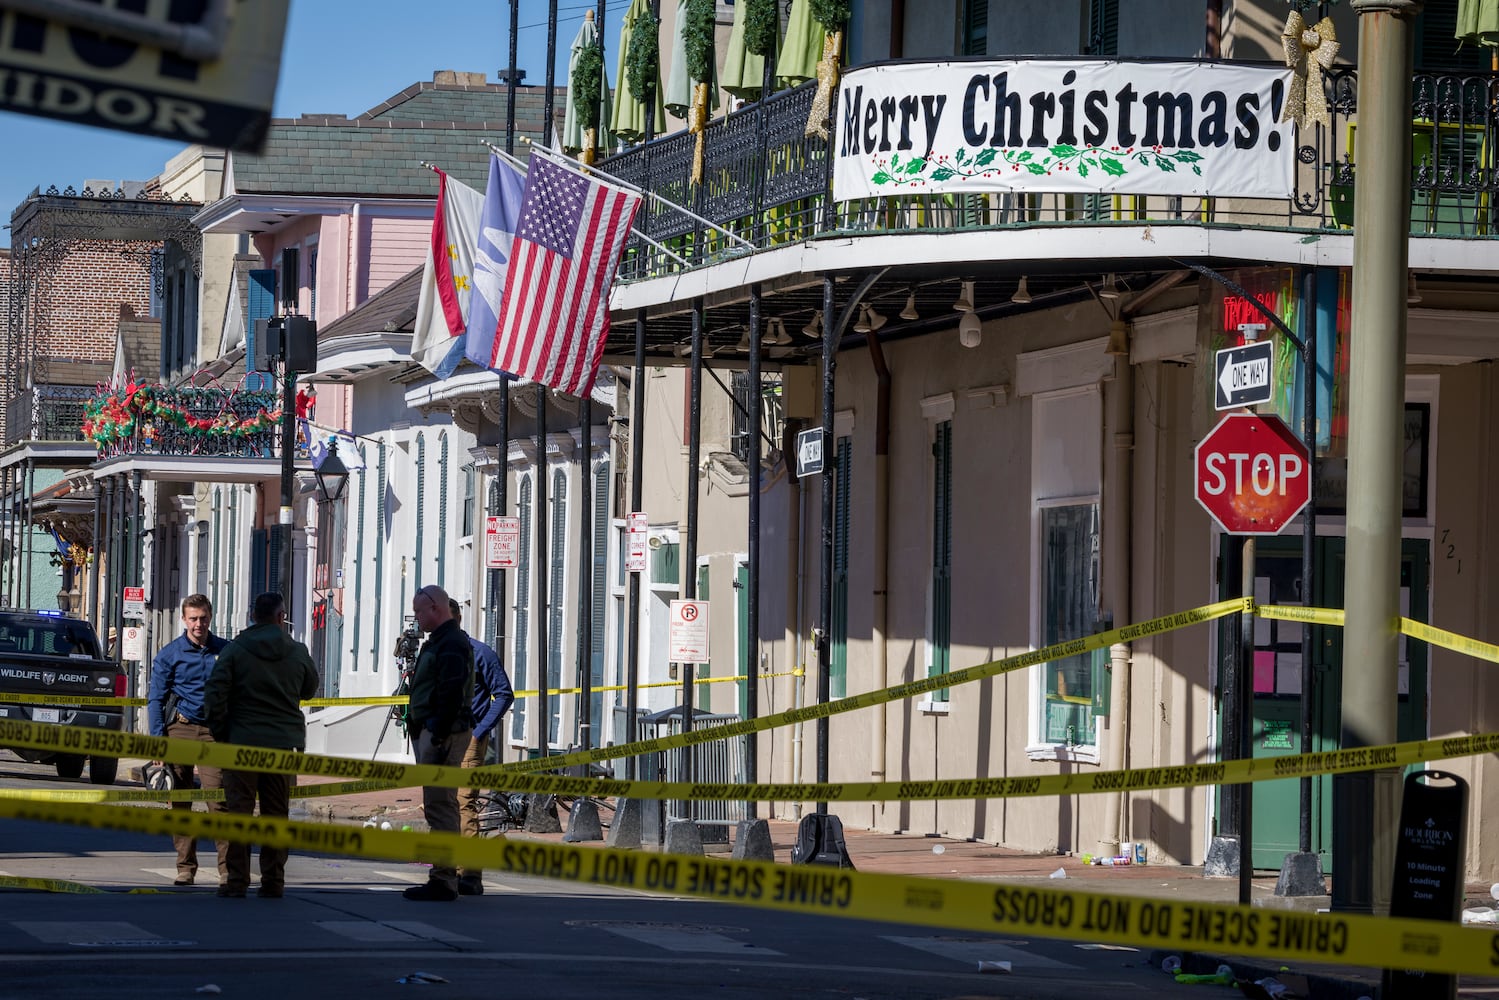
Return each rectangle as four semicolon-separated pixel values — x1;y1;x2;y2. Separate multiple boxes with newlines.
835;60;1294;202
0;2;289;151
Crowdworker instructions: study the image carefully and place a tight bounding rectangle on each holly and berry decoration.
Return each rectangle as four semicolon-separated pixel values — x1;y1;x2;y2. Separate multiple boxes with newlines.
83;379;281;451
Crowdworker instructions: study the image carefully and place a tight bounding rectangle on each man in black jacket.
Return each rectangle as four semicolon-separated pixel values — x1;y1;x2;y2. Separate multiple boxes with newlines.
401;584;475;901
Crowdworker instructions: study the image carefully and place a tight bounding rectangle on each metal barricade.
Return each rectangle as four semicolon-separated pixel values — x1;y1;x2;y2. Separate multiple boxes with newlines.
613;704;748;844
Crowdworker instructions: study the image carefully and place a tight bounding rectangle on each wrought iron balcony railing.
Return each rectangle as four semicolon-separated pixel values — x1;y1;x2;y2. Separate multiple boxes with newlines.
3;385;95;446
83;383;281;460
602;65;1499;283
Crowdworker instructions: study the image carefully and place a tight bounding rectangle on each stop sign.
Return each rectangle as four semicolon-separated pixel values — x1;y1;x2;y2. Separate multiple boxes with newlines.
1195;413;1310;535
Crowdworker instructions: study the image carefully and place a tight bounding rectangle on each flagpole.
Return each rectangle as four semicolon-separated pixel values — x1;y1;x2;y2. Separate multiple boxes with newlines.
520;135;754;248
480;142;691;266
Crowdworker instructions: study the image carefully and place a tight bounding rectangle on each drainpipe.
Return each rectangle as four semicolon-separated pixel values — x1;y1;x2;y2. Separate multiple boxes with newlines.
1099;340;1134;860
789;422;805;818
866;332;891;830
347;202;362;311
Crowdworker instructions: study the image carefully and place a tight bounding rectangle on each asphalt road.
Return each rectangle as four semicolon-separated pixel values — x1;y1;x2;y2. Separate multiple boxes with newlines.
0;753;1228;999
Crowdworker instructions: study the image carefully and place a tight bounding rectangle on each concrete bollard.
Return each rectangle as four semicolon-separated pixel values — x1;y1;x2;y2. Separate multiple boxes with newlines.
664;817;705;856
731;818;775;862
563;798;604;843
522;794;563;834
606;798;643;849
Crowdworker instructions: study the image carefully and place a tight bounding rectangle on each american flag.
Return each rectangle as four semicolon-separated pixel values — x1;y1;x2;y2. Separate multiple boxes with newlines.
491;155;642;395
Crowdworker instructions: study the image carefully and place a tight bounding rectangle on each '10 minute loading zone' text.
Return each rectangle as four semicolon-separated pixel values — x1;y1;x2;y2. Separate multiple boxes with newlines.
841;70;1285;158
501;844;853;908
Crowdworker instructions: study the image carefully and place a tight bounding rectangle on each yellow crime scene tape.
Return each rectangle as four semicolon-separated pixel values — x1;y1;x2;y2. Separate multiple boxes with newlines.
503;599;1252;774
0;777;400;805
1255;604;1345;627
1400;616;1499;665
2;714;1492;806
0;794;1495;978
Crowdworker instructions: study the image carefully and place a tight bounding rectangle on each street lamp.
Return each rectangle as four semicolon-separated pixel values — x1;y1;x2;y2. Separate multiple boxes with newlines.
313;438;350;502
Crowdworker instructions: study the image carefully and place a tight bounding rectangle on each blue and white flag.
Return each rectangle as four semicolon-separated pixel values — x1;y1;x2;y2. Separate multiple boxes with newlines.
465;154;527;369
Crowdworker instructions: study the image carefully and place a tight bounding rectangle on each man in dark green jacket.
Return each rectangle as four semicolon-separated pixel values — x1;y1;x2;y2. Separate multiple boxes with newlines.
401;583;475;901
205;592;319;899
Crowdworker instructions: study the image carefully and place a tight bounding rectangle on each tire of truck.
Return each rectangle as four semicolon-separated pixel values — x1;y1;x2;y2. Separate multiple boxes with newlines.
88;756;119;785
54;754;85;779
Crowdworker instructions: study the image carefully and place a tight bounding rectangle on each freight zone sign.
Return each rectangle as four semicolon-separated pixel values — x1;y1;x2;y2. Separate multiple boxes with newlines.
0;2;289;150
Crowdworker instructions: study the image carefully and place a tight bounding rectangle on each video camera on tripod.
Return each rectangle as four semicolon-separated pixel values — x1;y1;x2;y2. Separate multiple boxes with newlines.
372;616;423;760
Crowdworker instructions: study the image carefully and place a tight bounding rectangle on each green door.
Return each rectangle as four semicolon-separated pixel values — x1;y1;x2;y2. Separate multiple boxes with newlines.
1218;537;1430;870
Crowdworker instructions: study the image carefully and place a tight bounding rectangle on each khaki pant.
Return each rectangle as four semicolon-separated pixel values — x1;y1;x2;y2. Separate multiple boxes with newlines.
164;719;227;879
457;731;490;880
416;727;470;889
221;769;294;891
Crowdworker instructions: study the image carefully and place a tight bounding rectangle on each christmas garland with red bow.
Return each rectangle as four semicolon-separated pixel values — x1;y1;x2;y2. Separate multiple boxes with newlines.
83;380;281;451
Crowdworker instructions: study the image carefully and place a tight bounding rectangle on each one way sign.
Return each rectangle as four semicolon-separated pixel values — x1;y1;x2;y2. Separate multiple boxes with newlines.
795;427;825;478
1214;340;1275;411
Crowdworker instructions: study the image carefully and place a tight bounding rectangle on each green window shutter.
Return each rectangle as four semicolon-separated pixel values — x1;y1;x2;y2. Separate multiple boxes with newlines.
1416;0;1489;72
736;561;749;718
1087;0;1118;56
696;563;710;710
437;434;449;588
511;474;533;744
248;526;267;609
930;421;952;700
591;462;609;737
960;0;987;55
372;443;386;671
210;488;223;623
245;269;275;392
548;469;567;746
414;435;425;589
831;435;851;699
352;449;366;672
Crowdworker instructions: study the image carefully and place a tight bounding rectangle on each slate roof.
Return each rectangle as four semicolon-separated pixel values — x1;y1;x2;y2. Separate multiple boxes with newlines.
318;266;422;341
230;80;559;196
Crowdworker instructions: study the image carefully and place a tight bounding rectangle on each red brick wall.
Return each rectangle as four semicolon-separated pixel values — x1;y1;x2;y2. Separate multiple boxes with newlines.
29;245;154;368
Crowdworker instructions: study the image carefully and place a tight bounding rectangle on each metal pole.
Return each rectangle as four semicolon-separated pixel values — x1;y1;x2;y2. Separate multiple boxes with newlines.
493;377;510;746
279;360;296;606
746;284;763;807
1220;542;1243;844
88;475;102;627
542;0;559;144
1239;536;1255;906
626;312;646;776
1299;269;1319;855
505;0;519;155
22;458;34;607
816;275;835;811
536;388;549;756
681;297;704;809
1338;0;1420;917
111;475;125;663
579;394;593;751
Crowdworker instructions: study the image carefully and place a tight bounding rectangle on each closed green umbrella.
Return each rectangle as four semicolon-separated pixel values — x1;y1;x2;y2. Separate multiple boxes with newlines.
563;11;614;158
777;0;822;88
1457;0;1499;70
609;0;665;144
665;0;718;120
720;0;765;101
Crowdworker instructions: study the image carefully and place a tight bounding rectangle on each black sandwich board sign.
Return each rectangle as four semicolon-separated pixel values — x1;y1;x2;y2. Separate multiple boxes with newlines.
1382;770;1468;1000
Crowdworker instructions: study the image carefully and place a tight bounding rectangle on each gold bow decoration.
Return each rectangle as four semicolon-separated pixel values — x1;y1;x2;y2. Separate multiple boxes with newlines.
806;30;843;140
1280;11;1338;130
689;81;710;185
582;127;597;167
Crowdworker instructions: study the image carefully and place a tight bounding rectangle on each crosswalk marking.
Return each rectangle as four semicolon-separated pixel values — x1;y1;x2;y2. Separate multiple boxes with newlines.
315;920;477;944
14;922;160;945
142;867;220;884
373;869;430;884
881;935;1080;971
595;925;782;955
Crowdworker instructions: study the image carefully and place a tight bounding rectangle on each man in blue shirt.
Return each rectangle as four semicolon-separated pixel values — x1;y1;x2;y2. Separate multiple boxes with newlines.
450;599;514;897
147;593;230;886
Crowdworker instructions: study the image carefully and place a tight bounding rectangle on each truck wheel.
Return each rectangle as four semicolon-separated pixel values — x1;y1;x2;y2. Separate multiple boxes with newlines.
88;757;119;785
54;754;85;779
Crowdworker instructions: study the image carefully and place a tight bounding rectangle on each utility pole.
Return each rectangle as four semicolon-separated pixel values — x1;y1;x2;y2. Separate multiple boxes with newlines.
1336;0;1421;915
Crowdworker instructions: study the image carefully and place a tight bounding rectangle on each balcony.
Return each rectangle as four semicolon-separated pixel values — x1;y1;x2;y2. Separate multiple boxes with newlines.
4;385;95;446
83;383;282;461
602;65;1499;283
